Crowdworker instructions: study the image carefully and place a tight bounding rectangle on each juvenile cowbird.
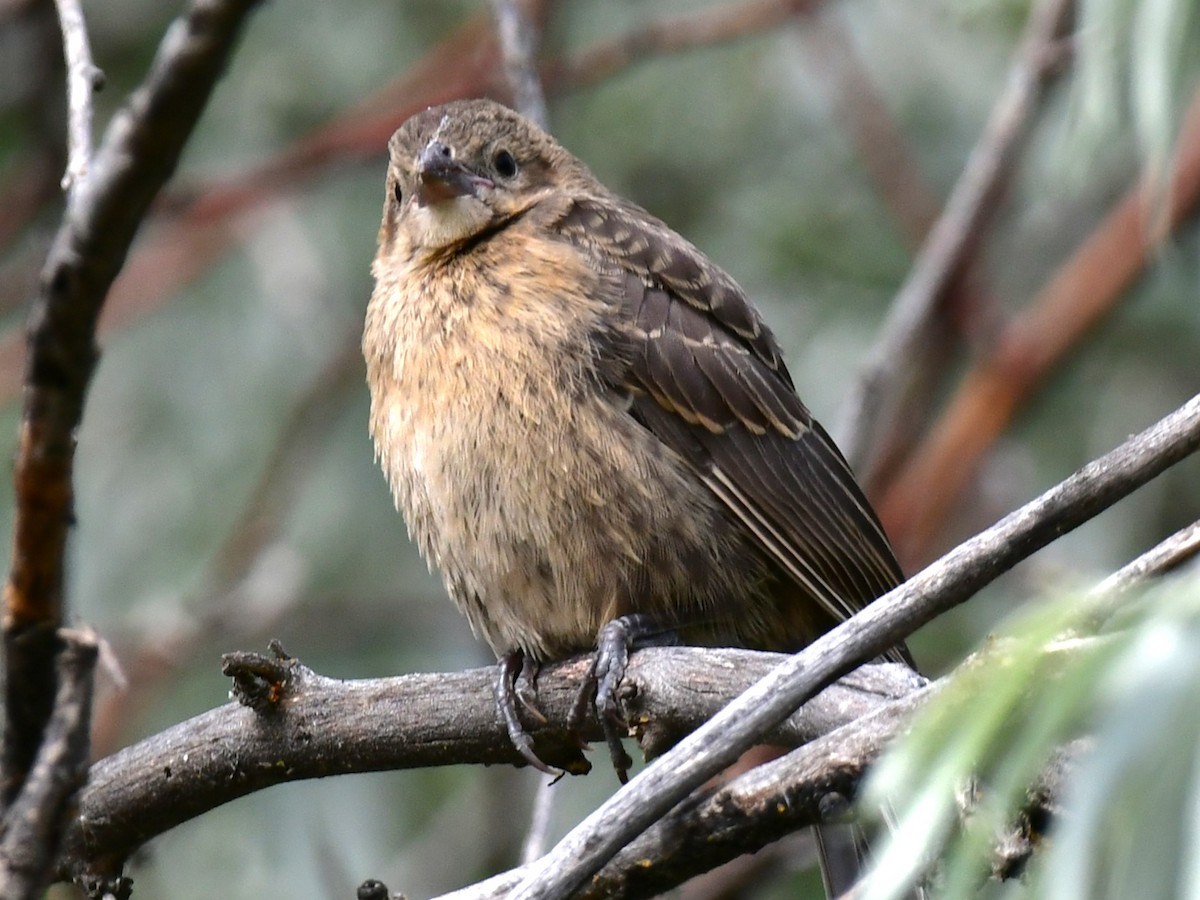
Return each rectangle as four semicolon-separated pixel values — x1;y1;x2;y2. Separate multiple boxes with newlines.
364;98;909;891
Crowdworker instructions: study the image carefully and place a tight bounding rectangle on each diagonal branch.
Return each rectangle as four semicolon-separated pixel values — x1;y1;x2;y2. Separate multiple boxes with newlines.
2;0;266;804
506;393;1200;899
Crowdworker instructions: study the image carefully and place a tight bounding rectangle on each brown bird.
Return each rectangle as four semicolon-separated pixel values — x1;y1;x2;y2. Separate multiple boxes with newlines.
364;98;910;893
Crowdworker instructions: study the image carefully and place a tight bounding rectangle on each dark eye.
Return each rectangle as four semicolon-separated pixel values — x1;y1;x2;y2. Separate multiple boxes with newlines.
392;181;403;205
493;149;518;179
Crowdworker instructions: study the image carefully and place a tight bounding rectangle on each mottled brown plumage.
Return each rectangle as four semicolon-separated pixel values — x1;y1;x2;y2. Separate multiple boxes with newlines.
365;99;905;665
364;98;910;896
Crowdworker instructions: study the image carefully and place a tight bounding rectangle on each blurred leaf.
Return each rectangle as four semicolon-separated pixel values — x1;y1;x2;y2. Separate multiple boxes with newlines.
859;574;1200;900
1072;0;1200;178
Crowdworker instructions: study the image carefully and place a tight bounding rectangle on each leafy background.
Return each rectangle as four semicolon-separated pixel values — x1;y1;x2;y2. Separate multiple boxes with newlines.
1;0;1198;897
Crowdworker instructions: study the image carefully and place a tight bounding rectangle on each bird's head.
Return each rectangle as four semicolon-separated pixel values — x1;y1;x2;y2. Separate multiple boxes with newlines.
379;99;586;260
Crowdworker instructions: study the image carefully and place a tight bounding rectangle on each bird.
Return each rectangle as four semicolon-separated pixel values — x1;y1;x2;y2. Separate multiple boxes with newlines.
363;97;912;895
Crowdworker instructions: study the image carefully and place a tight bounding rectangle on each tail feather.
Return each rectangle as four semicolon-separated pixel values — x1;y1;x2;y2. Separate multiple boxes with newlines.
814;821;869;898
814;818;927;899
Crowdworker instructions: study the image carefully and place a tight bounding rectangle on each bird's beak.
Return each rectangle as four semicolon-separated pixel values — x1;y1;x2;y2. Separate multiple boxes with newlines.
415;140;492;207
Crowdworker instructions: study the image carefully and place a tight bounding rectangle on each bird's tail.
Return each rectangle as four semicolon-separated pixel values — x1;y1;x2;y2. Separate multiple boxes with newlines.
814;818;926;900
815;820;868;899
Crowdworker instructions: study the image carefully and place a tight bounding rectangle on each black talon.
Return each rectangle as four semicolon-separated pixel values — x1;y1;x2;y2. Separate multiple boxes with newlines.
572;614;678;783
495;651;557;775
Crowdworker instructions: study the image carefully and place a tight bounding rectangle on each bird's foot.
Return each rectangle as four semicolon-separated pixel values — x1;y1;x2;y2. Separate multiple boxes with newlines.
495;650;557;776
569;614;676;783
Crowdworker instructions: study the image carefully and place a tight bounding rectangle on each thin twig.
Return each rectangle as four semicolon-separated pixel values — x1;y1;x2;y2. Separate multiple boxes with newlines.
0;628;97;900
520;777;557;865
507;393;1200;899
547;0;817;90
51;0;102;197
838;0;1074;477
489;0;548;128
2;0;266;806
1096;521;1200;595
1084;520;1200;627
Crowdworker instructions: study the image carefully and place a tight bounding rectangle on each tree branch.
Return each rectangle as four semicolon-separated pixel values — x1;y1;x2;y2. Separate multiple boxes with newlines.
2;0;265;803
0;629;97;900
1084;520;1200;628
57;651;918;885
51;0;101;197
506;393;1200;899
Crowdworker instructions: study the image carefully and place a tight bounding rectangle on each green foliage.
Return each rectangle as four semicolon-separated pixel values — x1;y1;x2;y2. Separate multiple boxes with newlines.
860;574;1200;900
1072;0;1200;175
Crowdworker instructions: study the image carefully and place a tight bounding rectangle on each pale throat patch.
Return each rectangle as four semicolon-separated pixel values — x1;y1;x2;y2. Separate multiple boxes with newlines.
413;195;492;250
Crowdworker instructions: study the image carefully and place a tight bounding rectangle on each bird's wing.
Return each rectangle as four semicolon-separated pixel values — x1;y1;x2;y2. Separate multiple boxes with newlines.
554;195;904;628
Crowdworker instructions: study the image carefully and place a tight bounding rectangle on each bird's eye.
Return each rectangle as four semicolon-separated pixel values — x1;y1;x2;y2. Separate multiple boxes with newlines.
493;149;518;179
392;181;403;205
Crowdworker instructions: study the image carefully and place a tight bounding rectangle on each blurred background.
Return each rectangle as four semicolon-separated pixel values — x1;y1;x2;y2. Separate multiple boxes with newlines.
2;0;1199;897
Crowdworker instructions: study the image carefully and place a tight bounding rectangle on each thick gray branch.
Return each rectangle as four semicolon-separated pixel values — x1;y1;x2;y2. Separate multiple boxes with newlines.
57;651;917;884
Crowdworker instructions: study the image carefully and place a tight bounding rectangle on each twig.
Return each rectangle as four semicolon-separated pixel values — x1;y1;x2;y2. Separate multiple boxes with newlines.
51;0;102;197
838;0;1074;477
0;629;97;900
547;0;818;90
1097;521;1200;594
489;0;548;128
878;88;1200;564
520;777;557;865
1084;520;1200;627
506;393;1200;900
2;0;266;805
57;652;917;883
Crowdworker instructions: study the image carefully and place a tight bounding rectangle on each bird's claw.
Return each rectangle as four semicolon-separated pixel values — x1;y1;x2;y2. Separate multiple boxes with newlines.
569;615;668;783
495;651;557;775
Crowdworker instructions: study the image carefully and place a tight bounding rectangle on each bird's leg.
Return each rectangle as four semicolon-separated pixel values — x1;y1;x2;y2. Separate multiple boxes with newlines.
495;650;557;775
570;614;679;783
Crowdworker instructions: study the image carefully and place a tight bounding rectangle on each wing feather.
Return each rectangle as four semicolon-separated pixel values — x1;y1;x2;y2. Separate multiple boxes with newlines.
552;193;907;661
